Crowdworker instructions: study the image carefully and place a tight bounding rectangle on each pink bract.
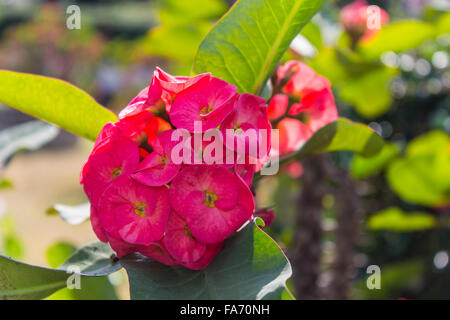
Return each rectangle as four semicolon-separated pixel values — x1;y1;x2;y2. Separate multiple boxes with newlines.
169;166;254;244
254;209;275;228
170;76;237;132
162;211;207;263
119;68;210;119
138;242;180;266
278;61;331;97
81;135;140;207
98;175;170;245
221;93;271;159
132;130;181;186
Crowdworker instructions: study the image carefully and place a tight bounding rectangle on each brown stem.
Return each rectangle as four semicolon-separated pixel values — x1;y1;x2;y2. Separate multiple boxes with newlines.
326;166;363;300
292;155;328;300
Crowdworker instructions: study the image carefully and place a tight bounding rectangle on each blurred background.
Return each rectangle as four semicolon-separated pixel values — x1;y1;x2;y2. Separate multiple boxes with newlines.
0;0;449;299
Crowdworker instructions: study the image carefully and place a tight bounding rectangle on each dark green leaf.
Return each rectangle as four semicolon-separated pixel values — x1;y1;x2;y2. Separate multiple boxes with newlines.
294;118;384;159
45;242;118;300
0;71;118;141
193;0;324;94
121;221;292;300
0;242;121;300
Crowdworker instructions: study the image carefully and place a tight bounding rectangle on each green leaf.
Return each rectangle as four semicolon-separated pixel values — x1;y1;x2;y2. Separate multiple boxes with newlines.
2;234;24;260
293;118;384;159
339;67;397;118
45;242;118;300
46;203;90;225
46;242;77;269
193;0;324;94
368;207;436;232
121;220;292;300
359;21;435;59
387;156;450;207
0;71;118;141
0;242;121;300
386;131;450;206
351;143;400;180
0;120;59;165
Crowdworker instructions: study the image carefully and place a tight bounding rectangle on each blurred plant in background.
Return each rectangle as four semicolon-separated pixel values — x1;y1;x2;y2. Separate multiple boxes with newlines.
0;0;449;300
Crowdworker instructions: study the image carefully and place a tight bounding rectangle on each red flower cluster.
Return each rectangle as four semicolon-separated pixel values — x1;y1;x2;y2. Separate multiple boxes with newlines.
80;68;271;270
268;61;338;157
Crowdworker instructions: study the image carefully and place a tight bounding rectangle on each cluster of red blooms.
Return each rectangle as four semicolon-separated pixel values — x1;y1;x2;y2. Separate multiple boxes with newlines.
81;60;338;270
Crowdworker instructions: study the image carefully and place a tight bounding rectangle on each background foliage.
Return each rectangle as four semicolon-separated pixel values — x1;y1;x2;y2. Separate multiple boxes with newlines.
0;0;449;299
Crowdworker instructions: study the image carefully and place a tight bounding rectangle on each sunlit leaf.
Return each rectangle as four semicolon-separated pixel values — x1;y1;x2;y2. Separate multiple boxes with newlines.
193;0;324;94
339;67;397;118
386;131;450;206
351;143;400;180
0;71;118;141
368;207;436;232
359;21;435;59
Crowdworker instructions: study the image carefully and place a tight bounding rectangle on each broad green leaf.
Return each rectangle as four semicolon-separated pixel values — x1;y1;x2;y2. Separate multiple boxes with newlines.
387;131;450;206
359;21;435;59
45;242;118;300
406;130;449;157
339;67;397;118
300;21;322;50
193;0;324;94
0;71;118;141
121;221;292;300
293;118;384;159
0;242;121;300
387;156;450;206
47;202;90;225
351;143;400;180
0;120;59;165
368;207;436;232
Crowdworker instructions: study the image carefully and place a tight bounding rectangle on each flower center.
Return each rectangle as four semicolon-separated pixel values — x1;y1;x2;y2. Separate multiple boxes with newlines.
234;121;243;134
158;154;169;167
297;111;310;124
184;225;194;238
203;190;218;208
111;167;123;179
199;106;214;119
134;202;147;217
